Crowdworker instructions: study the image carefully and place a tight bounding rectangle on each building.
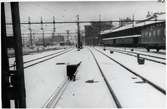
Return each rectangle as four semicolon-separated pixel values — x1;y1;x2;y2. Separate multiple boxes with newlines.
51;34;65;45
85;25;98;45
85;22;113;45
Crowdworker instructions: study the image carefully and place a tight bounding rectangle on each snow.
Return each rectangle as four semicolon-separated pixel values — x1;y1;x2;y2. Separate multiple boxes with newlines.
96;47;166;90
105;46;166;58
105;47;166;64
90;48;165;107
24;49;74;107
56;48;116;108
103;34;141;40
101;19;165;35
9;49;64;68
16;46;165;108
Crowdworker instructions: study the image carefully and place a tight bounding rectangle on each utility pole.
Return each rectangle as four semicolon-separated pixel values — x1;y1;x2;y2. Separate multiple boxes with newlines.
66;30;70;41
99;14;101;45
41;17;45;47
76;14;81;50
132;14;135;28
52;16;56;39
53;16;56;33
28;17;33;48
52;16;56;45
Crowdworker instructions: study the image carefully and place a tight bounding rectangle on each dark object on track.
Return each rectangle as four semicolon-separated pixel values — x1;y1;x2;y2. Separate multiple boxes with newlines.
103;48;106;51
85;79;99;83
137;54;145;64
67;62;81;81
56;63;66;65
110;50;114;54
131;49;134;51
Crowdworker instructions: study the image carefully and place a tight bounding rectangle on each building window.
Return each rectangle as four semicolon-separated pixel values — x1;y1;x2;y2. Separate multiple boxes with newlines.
164;28;166;36
145;31;148;37
157;29;161;36
153;30;156;37
149;31;152;37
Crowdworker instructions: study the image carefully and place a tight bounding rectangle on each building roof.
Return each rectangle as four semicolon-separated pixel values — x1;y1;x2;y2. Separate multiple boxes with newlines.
102;34;141;40
101;13;165;35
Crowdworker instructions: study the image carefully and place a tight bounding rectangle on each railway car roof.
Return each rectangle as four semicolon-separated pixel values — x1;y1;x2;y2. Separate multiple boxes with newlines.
102;34;141;40
101;20;165;35
101;14;165;35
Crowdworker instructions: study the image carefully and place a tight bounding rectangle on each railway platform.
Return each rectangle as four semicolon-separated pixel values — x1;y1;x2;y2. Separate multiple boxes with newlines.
8;47;165;108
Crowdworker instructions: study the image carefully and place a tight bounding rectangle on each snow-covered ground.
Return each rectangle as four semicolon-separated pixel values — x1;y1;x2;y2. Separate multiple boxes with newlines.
9;49;65;68
56;48;116;108
96;47;166;91
90;47;165;107
104;46;166;58
102;47;166;64
24;49;75;107
15;46;165;108
24;48;117;107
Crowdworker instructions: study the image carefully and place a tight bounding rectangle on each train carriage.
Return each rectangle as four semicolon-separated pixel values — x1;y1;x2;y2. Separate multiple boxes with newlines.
101;14;166;52
139;22;165;51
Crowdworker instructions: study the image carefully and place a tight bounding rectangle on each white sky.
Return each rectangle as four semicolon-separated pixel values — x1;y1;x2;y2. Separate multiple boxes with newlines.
4;1;165;38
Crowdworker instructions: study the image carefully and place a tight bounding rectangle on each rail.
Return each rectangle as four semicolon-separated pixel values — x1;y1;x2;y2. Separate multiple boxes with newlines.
112;48;165;60
88;48;122;108
95;48;166;95
104;48;166;65
42;79;69;108
42;62;82;108
24;49;73;69
10;48;73;69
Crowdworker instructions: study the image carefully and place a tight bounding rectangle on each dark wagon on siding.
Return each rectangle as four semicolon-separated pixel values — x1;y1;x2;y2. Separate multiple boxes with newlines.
101;14;165;52
139;22;165;52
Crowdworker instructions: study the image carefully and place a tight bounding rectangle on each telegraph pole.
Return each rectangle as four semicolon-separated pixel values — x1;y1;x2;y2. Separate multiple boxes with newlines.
77;14;81;50
53;16;56;33
28;17;33;48
41;17;45;47
52;16;56;44
99;14;101;45
132;14;135;27
66;30;70;41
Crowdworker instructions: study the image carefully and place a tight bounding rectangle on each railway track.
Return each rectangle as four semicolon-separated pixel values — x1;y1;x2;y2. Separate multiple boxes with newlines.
9;49;65;67
10;48;74;69
113;48;165;60
95;48;166;95
130;48;166;55
42;63;82;108
104;48;166;65
42;79;70;108
88;48;122;108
